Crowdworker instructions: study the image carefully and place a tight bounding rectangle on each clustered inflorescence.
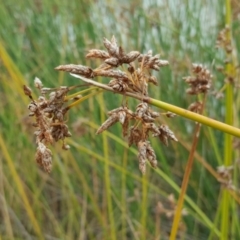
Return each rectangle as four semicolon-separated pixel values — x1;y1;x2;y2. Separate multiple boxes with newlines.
55;36;179;174
23;79;72;173
183;64;212;113
24;36;180;173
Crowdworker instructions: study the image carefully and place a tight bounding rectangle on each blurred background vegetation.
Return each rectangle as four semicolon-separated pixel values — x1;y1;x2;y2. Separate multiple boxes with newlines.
0;0;240;239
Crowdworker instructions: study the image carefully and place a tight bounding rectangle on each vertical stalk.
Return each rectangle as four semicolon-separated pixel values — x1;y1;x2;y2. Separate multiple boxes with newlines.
220;1;233;239
170;94;207;240
169;123;201;240
121;148;128;240
99;91;116;240
140;173;148;240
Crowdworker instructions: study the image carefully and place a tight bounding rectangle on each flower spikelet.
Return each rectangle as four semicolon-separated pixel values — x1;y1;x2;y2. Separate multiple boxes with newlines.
184;64;212;95
137;140;147;174
153;124;178;146
35;142;52;173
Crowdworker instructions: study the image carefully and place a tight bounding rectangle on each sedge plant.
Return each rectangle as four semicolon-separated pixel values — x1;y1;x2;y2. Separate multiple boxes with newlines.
1;2;239;238
22;34;240;239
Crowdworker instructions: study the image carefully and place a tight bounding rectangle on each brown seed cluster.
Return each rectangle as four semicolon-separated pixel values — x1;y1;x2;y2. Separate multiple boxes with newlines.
183;64;212;95
56;36;168;97
217;165;236;191
55;36;177;174
23;78;72;173
215;26;232;54
214;26;236;90
97;104;178;174
183;64;212;114
24;36;179;174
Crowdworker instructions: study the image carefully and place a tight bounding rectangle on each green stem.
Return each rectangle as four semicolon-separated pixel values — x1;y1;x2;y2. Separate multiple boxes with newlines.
170;94;207;240
71;74;240;138
221;0;233;238
98;89;116;240
148;97;239;137
65;90;103;110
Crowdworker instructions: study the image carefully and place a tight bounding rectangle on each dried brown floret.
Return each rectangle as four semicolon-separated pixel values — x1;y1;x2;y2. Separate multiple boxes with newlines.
28;102;38;113
188;102;203;113
148;76;158;85
137;140;147;174
146;142;158;168
105;57;119;67
86;49;110;59
153;124;178;146
107;106;124;115
136;102;148;118
34;77;43;89
118;111;126;125
148;109;160;118
143;122;161;137
108;79;128;92
96;113;119;134
121;51;140;64
142;114;155;123
93;69;129;80
165;112;177;118
184;64;212;95
127;65;135;74
128;127;142;147
122;116;129;137
35;142;52;173
55;64;94;78
103;36;119;57
215;26;232;53
23;85;32;97
51;124;70;141
217;165;233;179
141;108;159;123
62;143;71;150
105;107;133;137
217;165;236;190
138;51;169;71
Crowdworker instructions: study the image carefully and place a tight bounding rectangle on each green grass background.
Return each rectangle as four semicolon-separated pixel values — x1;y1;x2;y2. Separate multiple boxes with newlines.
0;0;240;239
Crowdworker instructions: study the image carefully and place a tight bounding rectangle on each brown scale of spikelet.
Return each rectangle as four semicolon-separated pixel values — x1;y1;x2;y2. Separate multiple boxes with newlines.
108;78;128;92
137;140;148;174
55;64;94;78
146;142;158;168
128;127;142;147
96;106;134;135
86;49;110;59
153;124;178;146
188;101;203;113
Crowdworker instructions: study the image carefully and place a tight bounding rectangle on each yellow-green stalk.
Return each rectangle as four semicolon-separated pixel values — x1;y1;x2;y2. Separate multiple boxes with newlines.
221;1;234;239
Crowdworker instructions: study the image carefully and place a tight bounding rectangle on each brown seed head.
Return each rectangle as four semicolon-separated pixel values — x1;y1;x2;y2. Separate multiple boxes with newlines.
86;49;110;59
35;142;52;173
23;85;32;97
55;64;94;78
137;140;147;174
34;77;43;89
